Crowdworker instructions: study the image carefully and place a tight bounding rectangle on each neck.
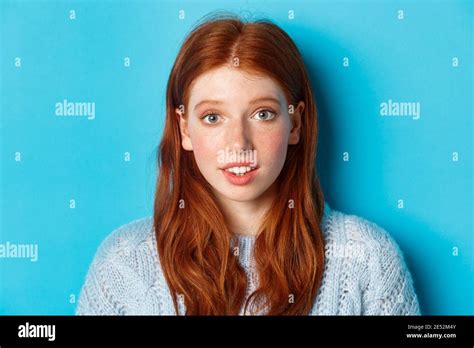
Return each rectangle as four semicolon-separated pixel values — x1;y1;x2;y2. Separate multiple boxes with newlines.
213;183;277;237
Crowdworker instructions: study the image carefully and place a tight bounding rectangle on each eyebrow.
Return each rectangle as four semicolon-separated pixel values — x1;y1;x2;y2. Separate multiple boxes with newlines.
193;96;281;111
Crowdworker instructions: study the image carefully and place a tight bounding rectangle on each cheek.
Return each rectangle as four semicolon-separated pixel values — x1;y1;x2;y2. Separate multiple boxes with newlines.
256;124;290;164
260;136;288;165
188;127;220;168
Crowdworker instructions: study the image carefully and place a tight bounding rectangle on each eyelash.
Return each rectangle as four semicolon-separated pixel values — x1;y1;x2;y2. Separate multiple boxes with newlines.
200;109;277;124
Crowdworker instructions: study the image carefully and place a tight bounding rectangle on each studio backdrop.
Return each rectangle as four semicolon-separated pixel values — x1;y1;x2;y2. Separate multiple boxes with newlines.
0;0;472;315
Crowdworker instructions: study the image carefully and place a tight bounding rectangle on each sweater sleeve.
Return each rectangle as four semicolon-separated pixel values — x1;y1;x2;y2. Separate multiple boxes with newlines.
360;221;421;315
75;231;131;315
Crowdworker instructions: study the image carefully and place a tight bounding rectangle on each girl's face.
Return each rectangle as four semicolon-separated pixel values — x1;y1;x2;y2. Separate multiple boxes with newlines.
177;65;304;203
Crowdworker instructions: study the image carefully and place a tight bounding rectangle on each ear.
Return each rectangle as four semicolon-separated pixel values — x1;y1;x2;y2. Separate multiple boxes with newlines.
177;107;193;151
288;101;304;145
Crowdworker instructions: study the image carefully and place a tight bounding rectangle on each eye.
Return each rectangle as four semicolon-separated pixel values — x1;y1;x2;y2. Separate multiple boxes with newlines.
201;112;220;124
253;109;276;121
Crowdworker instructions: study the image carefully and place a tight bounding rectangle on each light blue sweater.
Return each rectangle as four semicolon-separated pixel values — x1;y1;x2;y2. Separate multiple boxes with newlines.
76;202;421;315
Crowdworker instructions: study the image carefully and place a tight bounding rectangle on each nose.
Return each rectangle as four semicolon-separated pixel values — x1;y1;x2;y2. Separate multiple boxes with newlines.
227;116;252;150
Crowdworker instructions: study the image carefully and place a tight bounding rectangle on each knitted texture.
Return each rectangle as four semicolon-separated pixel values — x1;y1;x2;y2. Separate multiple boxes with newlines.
76;203;421;315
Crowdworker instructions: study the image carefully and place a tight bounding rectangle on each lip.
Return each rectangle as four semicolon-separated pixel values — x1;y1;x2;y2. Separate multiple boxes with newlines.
220;166;259;186
220;162;258;170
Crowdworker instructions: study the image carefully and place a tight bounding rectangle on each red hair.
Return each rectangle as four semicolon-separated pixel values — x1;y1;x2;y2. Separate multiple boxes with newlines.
153;12;326;315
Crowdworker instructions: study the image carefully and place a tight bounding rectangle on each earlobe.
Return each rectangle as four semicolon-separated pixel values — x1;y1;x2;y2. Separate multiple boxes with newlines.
177;108;193;151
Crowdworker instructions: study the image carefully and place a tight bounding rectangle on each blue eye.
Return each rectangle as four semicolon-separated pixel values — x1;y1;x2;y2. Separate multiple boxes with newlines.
201;113;220;124
200;109;276;124
253;109;276;121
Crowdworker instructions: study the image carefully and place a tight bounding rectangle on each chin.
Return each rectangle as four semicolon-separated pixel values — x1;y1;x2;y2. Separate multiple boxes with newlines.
226;193;262;202
213;186;263;202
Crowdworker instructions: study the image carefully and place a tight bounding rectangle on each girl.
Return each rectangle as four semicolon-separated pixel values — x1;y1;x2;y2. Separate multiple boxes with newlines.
76;13;421;316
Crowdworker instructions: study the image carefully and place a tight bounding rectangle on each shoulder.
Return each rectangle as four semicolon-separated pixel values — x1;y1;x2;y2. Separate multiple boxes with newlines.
76;216;159;315
321;203;410;290
95;217;155;257
93;217;160;285
322;202;404;261
322;203;420;315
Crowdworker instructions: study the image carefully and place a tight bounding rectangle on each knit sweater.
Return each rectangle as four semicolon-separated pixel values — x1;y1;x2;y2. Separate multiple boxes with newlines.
75;202;421;315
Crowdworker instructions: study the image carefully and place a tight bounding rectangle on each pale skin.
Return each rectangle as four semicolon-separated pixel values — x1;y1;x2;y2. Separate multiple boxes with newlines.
177;65;304;237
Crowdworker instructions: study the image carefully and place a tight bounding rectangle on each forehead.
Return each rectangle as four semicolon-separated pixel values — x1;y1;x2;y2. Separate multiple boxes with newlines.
187;66;286;107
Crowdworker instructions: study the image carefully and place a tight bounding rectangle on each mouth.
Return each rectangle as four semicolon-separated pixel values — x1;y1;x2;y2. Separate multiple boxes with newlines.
219;164;259;185
221;165;258;176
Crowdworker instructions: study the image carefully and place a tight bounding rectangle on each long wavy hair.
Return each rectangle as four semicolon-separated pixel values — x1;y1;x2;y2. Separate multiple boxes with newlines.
153;12;326;315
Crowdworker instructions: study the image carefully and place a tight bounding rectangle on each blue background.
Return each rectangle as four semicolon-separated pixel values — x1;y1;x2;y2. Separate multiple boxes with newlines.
0;0;472;315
